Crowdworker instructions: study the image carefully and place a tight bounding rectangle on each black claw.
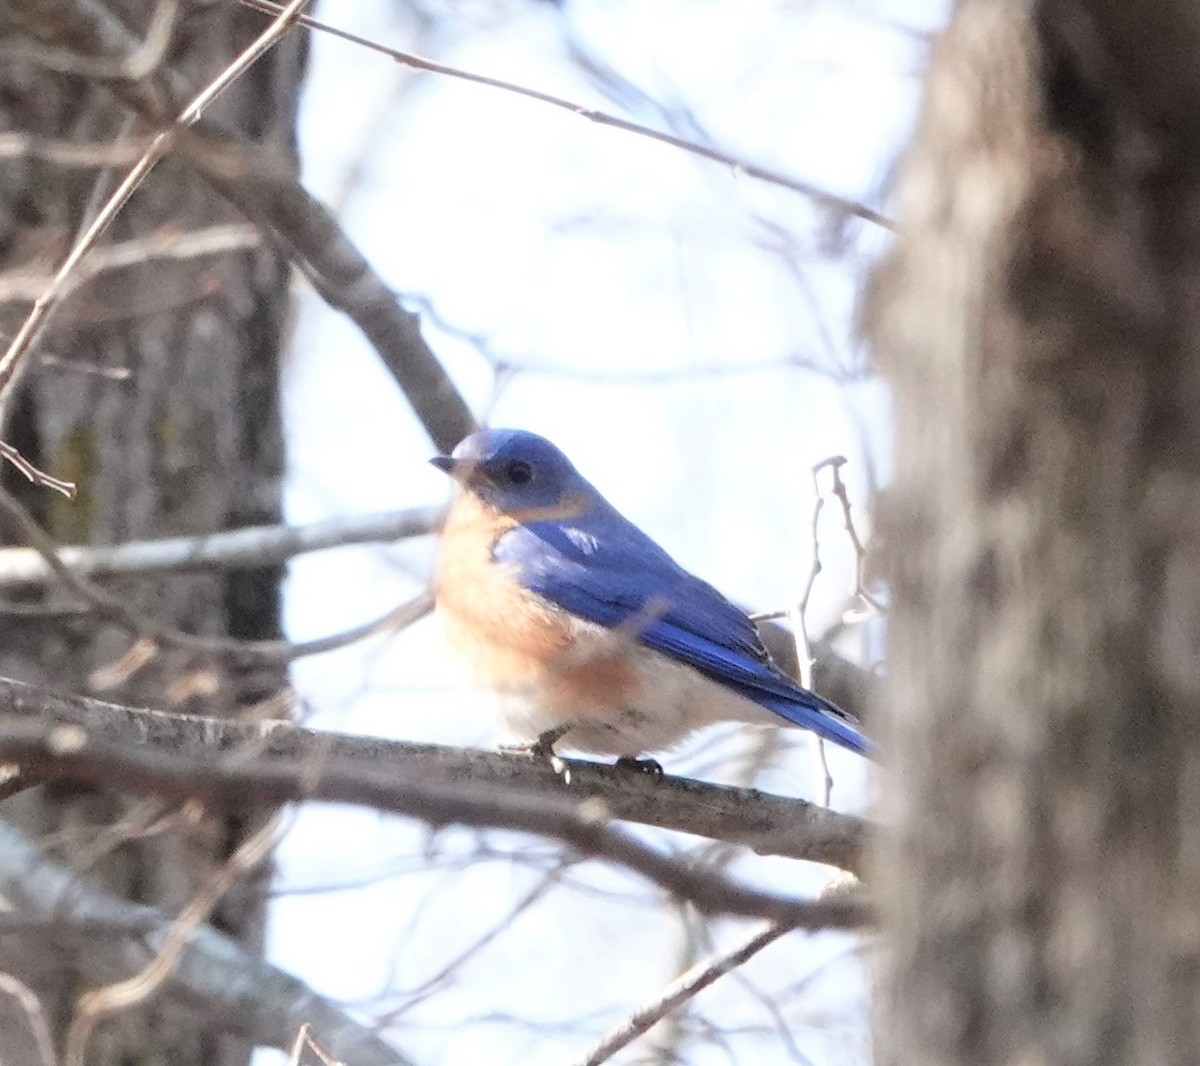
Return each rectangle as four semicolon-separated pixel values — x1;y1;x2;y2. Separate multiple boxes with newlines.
615;756;663;778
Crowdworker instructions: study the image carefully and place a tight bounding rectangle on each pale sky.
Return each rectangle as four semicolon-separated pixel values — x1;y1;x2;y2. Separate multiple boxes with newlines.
256;2;945;1063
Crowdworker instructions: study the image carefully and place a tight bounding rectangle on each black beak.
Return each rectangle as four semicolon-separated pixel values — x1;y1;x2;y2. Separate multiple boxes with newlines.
432;453;468;477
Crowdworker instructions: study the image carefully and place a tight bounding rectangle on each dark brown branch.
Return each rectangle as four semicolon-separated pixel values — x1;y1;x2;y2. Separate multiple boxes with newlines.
0;676;870;881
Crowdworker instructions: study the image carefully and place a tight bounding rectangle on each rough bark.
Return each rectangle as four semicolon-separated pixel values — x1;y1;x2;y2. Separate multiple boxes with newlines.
0;3;302;1064
870;1;1200;1064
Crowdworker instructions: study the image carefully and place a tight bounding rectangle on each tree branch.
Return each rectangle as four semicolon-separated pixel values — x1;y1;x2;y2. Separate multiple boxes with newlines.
236;0;893;229
2;0;478;453
0;676;870;883
0;820;413;1066
570;922;789;1066
0;506;442;588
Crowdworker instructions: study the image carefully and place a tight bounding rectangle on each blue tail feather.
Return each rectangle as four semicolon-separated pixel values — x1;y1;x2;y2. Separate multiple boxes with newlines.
753;691;874;758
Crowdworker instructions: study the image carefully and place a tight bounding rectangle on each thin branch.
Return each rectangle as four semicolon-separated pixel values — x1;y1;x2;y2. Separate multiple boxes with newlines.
289;1025;348;1066
0;505;442;588
0;224;263;305
570;923;789;1066
234;0;893;229
39;354;131;380
380;872;564;1025
0;676;869;876
0;483;433;665
0;441;76;498
796;455;845;806
827;459;885;618
0;821;411;1066
0;132;155;168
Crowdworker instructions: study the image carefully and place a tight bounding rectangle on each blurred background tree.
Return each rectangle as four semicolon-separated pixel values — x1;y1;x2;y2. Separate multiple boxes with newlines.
0;3;303;1064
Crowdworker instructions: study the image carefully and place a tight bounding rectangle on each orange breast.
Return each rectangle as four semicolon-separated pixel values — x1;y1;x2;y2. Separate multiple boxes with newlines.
434;493;638;706
436;494;569;686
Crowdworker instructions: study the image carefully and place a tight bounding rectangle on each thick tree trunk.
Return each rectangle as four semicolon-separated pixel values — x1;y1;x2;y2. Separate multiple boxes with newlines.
870;2;1200;1064
0;4;303;1064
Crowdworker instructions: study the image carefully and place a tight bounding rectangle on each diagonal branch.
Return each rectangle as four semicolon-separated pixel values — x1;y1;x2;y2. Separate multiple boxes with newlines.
2;0;478;453
0;820;413;1066
236;0;893;229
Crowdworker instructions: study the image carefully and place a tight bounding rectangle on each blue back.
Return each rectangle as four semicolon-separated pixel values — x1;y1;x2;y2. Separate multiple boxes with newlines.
492;503;870;756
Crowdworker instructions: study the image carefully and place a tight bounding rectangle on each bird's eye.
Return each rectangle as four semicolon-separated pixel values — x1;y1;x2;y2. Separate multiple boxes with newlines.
505;459;534;485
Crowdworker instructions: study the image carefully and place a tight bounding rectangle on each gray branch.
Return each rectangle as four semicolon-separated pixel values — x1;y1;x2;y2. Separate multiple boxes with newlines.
0;677;867;875
0;821;412;1065
0;506;442;588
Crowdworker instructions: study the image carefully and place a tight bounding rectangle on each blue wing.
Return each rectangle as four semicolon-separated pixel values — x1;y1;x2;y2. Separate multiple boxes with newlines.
493;512;871;756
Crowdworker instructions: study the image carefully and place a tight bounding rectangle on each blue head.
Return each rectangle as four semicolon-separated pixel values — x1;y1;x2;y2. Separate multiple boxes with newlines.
431;429;595;517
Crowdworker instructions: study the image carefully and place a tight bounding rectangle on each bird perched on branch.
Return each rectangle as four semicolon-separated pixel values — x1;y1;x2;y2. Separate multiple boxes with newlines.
431;429;870;766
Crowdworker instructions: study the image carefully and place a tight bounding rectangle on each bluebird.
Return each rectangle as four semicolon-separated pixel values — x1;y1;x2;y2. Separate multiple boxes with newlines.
431;429;870;765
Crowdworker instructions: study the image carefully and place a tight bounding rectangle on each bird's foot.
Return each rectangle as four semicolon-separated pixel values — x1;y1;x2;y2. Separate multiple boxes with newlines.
614;755;663;779
502;726;572;780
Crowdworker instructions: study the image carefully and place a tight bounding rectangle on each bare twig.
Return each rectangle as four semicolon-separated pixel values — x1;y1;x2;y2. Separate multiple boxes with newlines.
796;456;848;806
0;483;433;665
0;441;76;498
234;0;893;229
827;460;885;618
38;354;131;380
381;872;564;1024
570;923;789;1066
289;1025;347;1066
0;505;442;588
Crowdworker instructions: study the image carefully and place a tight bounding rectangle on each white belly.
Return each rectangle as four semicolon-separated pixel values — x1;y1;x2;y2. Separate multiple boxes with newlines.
488;619;779;756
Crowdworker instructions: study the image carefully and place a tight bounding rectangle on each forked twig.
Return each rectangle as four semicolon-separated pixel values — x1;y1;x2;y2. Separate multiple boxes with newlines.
288;1024;346;1066
827;459;885;618
0;441;76;498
